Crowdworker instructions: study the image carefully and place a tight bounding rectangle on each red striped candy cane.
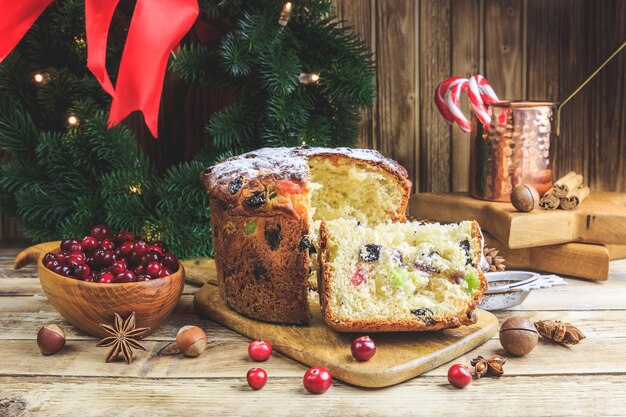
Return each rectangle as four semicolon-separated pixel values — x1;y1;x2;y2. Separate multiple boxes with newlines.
435;77;464;124
446;78;471;133
468;75;491;126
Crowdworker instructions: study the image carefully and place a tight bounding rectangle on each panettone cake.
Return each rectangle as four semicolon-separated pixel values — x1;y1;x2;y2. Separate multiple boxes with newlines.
202;147;412;324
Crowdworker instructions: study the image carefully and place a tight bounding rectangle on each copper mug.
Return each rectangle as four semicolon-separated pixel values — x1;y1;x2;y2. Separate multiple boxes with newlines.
469;101;559;202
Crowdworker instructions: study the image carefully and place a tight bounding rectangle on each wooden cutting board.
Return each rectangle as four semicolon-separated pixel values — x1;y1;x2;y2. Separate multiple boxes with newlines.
410;192;626;249
194;283;498;388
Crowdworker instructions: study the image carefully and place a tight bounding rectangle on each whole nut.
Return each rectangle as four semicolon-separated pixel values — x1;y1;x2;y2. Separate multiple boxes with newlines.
499;316;539;356
510;184;540;212
37;324;66;355
176;325;207;357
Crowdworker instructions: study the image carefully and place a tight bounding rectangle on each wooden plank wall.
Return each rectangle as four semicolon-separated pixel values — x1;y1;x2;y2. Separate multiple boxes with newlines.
1;0;625;240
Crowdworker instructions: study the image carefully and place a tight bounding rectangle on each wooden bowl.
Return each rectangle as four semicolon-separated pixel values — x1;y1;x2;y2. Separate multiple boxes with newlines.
14;241;185;338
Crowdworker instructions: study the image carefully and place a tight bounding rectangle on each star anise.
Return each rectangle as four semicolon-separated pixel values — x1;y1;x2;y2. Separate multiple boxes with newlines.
471;355;507;378
97;312;149;364
534;320;585;345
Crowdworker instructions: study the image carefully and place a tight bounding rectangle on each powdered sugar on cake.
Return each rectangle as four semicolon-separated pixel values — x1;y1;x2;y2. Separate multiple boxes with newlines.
203;146;407;189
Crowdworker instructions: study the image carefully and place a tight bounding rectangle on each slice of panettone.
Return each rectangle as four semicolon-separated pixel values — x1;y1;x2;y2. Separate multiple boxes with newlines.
318;219;487;332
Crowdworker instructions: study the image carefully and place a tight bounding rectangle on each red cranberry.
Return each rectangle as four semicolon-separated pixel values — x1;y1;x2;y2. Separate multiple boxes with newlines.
303;367;332;394
248;340;272;362
81;236;99;252
145;250;161;263
45;260;60;270
56;252;68;264
146;261;162;277
115;270;136;283
351;336;377;361
85;272;97;282
134;265;146;275
114;230;135;245
133;240;149;255
119;241;135;256
93;250;114;267
73;264;91;280
43;253;56;264
162;253;179;271
152;240;168;251
113;249;124;261
147;245;163;255
55;265;71;277
158;267;172;278
129;251;148;267
68;251;86;265
98;272;115;283
110;260;128;275
60;239;79;252
99;238;115;251
91;224;111;241
447;364;473;388
137;274;151;281
246;368;268;390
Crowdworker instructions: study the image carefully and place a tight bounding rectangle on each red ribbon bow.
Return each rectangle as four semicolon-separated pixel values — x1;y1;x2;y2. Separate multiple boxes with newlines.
0;0;199;138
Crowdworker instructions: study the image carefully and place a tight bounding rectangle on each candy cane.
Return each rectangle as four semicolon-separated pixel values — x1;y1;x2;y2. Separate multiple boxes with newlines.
468;75;491;126
446;78;471;133
435;77;465;124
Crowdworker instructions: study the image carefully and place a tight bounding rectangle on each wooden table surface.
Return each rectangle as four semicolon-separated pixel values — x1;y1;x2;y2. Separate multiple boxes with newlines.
1;244;625;417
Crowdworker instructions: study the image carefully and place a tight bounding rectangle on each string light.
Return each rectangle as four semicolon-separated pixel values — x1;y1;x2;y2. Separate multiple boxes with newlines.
74;36;86;48
33;72;49;84
278;2;293;26
67;114;80;127
298;72;320;85
129;184;142;194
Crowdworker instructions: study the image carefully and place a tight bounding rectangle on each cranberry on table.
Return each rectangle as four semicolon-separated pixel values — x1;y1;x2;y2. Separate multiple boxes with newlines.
81;236;99;252
115;270;136;283
303;367;332;394
248;340;273;362
162;253;178;271
351;335;377;362
98;272;115;283
91;224;111;240
246;368;268;390
447;364;473;388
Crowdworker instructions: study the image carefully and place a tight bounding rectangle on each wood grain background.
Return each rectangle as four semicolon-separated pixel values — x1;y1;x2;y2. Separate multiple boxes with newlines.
1;0;625;240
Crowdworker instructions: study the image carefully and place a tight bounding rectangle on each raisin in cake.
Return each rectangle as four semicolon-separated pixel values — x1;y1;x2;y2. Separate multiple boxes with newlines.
202;147;412;324
318;219;487;332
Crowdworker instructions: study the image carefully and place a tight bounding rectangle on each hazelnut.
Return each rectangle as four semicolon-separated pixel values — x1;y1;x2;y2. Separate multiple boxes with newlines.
510;184;540;212
176;325;207;357
499;316;539;356
37;324;66;355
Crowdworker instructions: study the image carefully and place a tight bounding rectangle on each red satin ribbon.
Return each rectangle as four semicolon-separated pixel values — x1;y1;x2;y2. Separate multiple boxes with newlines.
0;0;54;61
0;0;199;138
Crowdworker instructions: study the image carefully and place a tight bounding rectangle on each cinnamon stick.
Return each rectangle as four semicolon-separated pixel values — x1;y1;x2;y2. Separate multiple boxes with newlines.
560;186;591;210
539;190;560;210
553;171;584;198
